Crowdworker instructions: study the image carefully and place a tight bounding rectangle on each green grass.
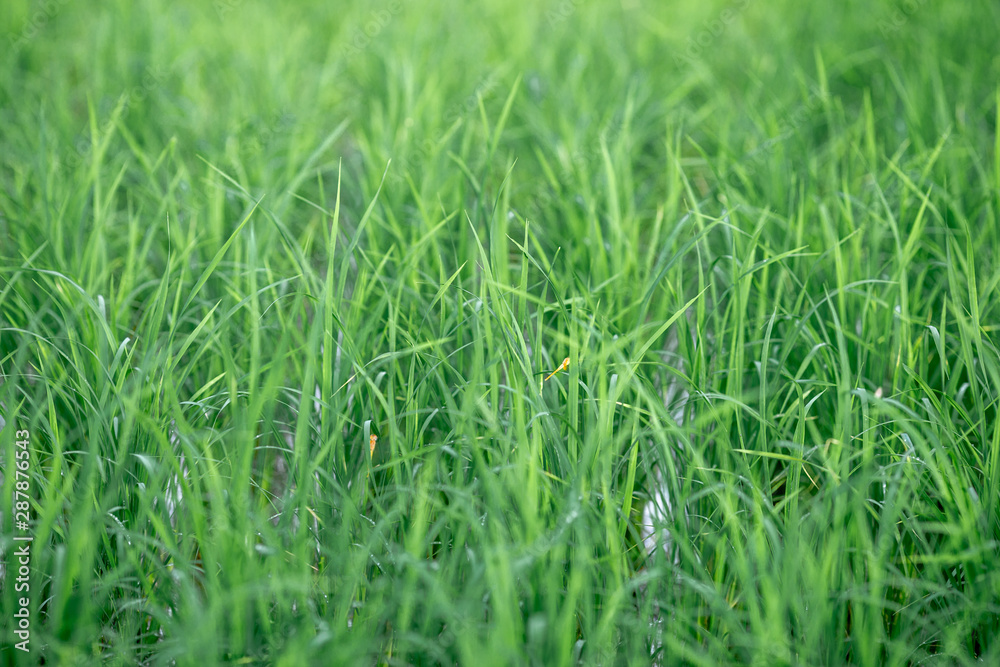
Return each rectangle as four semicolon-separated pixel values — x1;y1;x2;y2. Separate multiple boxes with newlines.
2;0;1000;664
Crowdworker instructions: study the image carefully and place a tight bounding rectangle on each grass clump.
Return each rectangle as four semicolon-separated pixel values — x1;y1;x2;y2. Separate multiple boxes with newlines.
1;0;999;664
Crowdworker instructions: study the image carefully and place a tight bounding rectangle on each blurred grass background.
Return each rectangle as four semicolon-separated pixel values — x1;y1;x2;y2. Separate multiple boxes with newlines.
2;0;1000;664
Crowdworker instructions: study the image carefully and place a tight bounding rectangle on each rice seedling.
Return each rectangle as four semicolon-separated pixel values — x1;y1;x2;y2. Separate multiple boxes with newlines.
1;0;998;665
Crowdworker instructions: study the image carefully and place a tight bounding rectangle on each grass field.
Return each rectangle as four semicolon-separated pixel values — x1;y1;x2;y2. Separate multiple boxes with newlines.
2;0;1000;664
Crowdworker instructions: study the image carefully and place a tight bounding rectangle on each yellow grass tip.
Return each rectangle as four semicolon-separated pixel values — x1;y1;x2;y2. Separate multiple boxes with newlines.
544;357;571;382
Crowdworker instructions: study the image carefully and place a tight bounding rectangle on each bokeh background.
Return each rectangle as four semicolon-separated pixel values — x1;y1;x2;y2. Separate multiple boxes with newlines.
2;0;1000;665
